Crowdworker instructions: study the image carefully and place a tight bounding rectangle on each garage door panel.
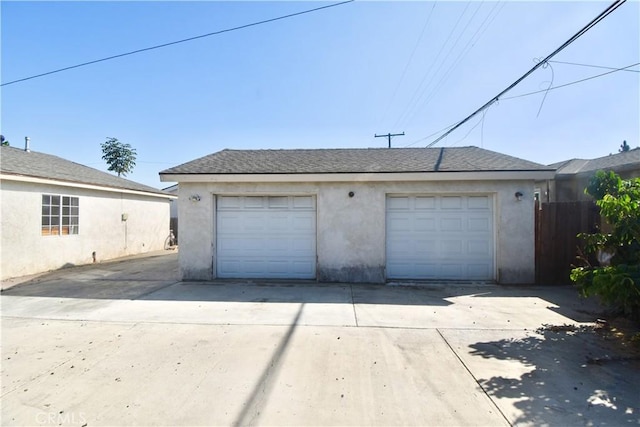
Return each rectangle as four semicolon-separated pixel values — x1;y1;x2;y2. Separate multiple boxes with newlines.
387;195;494;280
291;214;315;230
441;264;465;278
415;217;437;230
468;264;491;279
244;223;267;233
266;215;290;231
243;197;266;209
388;261;438;279
267;239;289;252
468;195;490;209
291;260;315;275
441;218;463;231
218;236;314;258
441;240;463;255
268;196;288;208
217;214;246;230
216;196;316;279
413;239;438;255
291;238;315;252
219;214;267;233
217;260;241;274
387;240;412;256
387;197;410;210
415;197;436;209
243;260;268;273
293;196;314;209
413;263;439;277
266;260;289;274
218;196;241;209
468;217;490;231
441;196;463;209
468;240;490;256
217;238;263;253
387;215;411;232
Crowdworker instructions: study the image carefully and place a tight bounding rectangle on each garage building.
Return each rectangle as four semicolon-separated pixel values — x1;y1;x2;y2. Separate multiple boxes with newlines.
160;147;554;284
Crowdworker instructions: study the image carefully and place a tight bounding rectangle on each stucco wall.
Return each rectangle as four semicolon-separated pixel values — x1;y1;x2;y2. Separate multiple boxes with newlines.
177;179;535;284
0;180;170;280
177;184;214;280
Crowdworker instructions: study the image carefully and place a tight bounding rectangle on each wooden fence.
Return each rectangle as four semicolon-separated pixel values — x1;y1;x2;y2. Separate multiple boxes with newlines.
535;201;600;285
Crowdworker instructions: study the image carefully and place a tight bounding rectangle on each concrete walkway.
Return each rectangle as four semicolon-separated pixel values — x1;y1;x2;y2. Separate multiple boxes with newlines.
2;252;638;426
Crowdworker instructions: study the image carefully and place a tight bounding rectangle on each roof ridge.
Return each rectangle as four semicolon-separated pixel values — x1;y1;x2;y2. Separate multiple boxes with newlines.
591;149;640;161
206;147;471;153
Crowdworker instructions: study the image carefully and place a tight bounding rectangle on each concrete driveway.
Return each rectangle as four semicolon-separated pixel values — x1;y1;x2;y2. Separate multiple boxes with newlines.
1;252;638;426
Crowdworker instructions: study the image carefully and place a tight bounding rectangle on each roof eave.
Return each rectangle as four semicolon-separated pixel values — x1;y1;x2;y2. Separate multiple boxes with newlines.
160;170;556;183
1;173;176;199
555;162;640;179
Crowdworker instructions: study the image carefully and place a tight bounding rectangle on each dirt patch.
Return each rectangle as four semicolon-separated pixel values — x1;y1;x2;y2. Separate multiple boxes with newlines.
536;317;640;364
592;316;640;359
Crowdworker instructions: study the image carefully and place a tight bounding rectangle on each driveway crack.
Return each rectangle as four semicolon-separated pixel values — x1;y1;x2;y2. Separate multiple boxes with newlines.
436;328;512;426
350;285;359;327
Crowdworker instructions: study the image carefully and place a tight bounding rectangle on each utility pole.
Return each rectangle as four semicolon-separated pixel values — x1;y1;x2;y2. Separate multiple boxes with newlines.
375;132;405;148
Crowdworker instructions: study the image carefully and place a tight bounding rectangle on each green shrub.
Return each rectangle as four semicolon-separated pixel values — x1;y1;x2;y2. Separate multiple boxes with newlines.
571;264;640;318
572;171;640;320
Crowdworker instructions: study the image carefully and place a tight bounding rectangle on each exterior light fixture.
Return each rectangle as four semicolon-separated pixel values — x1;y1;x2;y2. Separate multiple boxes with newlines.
189;195;201;202
515;191;523;201
348;191;355;198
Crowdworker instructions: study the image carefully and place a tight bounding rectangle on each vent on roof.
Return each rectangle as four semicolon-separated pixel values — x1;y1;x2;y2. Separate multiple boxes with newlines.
24;136;30;153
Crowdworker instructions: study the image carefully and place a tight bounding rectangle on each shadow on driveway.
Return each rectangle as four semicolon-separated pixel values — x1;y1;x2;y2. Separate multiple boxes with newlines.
1;250;604;321
467;325;640;426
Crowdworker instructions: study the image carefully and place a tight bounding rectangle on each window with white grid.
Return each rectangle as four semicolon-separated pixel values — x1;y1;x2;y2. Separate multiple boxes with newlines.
42;195;79;236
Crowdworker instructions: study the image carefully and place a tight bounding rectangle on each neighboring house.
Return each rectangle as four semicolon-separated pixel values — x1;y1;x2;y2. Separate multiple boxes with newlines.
0;145;175;280
160;147;554;284
536;148;640;203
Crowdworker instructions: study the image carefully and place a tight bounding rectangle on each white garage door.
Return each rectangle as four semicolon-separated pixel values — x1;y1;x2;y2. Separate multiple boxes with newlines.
216;196;316;279
386;195;494;280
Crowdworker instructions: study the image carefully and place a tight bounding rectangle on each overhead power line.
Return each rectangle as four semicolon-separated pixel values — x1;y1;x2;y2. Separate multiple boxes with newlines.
405;62;637;147
1;0;354;87
393;2;472;130
548;59;640;73
401;1;485;127
403;1;506;129
378;2;437;128
425;0;627;148
403;121;458;147
501;62;640;100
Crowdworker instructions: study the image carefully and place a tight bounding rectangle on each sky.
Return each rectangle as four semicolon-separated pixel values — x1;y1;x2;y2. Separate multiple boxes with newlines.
1;1;639;189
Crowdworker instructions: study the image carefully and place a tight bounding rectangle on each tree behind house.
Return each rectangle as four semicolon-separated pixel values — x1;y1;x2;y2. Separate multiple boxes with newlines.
101;137;137;177
619;140;630;152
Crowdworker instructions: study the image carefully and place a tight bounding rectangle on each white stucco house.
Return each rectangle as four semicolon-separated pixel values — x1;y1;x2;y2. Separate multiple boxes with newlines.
0;145;175;280
160;147;555;284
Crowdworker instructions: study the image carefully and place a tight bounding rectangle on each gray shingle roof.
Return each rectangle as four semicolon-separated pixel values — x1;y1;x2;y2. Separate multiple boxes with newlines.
552;148;640;176
160;147;551;175
1;146;169;196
